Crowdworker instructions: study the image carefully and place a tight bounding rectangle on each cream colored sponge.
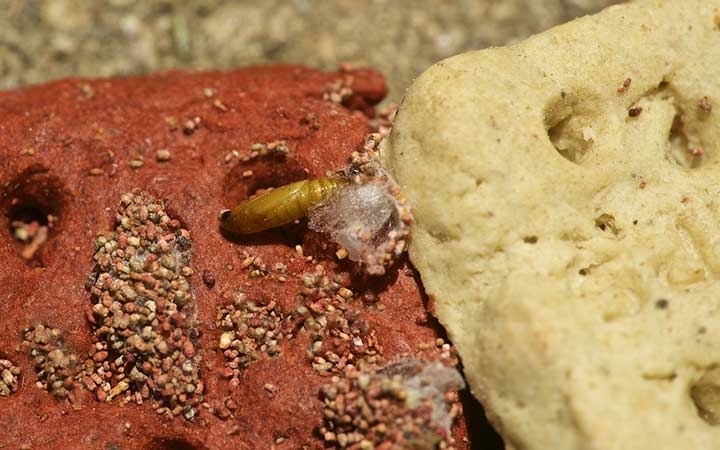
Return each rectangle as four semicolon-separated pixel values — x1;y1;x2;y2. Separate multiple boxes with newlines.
383;1;720;449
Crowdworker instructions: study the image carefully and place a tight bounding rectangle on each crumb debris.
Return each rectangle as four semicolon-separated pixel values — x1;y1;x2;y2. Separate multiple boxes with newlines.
182;116;202;135
22;324;78;398
213;98;228;111
155;149;172;162
84;189;202;420
323;76;354;105
318;358;465;450
335;248;348;260
129;158;144;169
202;269;216;288
164;116;180;129
368;103;398;138
0;358;21;396
223;149;240;163
238;251;268;278
11;214;56;260
247;140;289;159
203;395;240;420
300;112;321;130
78;83;95;99
263;383;278;396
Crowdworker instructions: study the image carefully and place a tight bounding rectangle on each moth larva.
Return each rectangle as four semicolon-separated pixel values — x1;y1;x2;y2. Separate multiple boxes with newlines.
220;177;344;234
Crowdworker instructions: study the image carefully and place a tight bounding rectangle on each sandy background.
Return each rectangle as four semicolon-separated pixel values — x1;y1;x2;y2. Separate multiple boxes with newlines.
1;0;620;102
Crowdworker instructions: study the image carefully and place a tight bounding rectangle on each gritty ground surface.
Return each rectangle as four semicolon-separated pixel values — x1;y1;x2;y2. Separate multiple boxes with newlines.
0;0;619;102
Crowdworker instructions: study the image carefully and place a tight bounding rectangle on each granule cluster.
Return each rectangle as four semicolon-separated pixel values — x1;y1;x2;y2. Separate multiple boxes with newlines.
319;359;465;450
22;324;78;399
0;358;21;396
83;189;202;419
216;292;289;386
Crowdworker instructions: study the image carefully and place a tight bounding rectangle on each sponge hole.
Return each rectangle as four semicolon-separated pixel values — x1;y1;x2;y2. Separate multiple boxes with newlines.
3;165;66;265
643;79;713;169
222;151;308;207
665;104;701;168
691;366;720;425
220;148;312;245
667;108;707;169
545;92;596;164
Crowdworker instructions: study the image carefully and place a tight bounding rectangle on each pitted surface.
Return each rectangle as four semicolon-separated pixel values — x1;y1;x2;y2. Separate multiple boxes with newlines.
383;1;720;449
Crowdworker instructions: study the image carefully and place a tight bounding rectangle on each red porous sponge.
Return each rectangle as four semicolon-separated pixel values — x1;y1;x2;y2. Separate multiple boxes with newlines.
0;66;478;450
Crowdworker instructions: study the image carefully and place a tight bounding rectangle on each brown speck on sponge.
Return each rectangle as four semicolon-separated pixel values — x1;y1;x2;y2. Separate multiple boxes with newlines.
655;298;669;309
83;189;202;420
687;146;705;161
617;77;632;93
628;106;643;117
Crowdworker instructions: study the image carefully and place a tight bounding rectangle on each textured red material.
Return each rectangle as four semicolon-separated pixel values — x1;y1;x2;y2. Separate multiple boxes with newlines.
0;66;474;449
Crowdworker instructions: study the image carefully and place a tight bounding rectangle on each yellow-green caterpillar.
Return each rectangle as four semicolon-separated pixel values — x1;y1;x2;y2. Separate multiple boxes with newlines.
220;177;344;234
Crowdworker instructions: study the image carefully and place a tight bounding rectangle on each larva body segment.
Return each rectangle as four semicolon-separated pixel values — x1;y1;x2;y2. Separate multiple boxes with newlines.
221;177;343;234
